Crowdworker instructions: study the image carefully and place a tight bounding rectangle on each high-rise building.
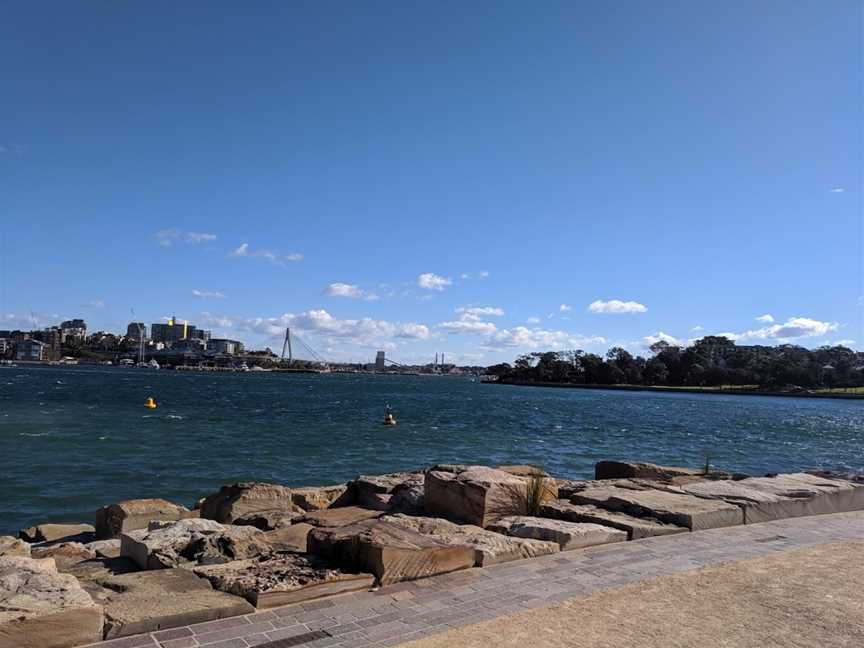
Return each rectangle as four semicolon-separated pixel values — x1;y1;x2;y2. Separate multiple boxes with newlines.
126;322;147;340
60;319;87;343
150;316;208;346
375;351;386;371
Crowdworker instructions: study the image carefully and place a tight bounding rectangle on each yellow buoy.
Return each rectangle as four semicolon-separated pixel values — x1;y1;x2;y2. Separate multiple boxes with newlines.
144;397;157;409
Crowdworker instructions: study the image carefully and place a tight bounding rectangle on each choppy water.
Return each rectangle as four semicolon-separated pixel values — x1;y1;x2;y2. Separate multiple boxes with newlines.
1;365;862;534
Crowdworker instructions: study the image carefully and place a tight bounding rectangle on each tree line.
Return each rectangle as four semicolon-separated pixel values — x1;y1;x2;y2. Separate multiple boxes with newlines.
486;337;863;390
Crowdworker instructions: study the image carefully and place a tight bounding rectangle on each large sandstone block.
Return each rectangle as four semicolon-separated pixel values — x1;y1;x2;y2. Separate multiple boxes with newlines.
571;483;743;531
298;506;383;528
681;473;864;524
424;466;530;527
0;556;104;648
595;460;701;482
349;472;424;512
195;554;375;608
489;516;626;550
0;536;29;558
86;567;254;639
291;484;351;511
95;499;191;539
19;523;95;544
261;523;314;554
121;519;269;570
308;519;474;585
540;500;687;540
200;483;297;524
383;514;559;567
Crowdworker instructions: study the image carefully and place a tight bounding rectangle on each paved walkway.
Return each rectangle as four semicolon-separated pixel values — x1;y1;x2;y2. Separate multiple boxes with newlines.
85;511;864;648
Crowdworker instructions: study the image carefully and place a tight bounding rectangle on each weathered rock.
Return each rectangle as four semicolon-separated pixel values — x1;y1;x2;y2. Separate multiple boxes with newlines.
349;472;424;510
19;523;95;544
383;514;559;566
31;543;96;570
298;506;383;528
424;466;529;527
95;499;191;540
497;465;550;478
540;500;687;540
84;539;121;559
595;460;702;482
489;516;626;550
195;554;375;608
200;483;297;524
261;524;314;554
571;483;743;531
0;556;103;648
291;485;351;511
389;480;425;515
680;473;864;524
308;519;474;585
233;509;301;531
0;536;29;558
86;567;254;639
121;519;269;570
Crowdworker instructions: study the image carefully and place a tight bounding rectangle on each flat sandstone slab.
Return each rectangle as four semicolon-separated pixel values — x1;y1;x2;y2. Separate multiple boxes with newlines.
681;473;864;524
383;514;559;566
19;523;95;544
87;567;254;639
540;500;687;540
489;516;626;550
308;519;475;585
195;554;375;608
571;484;743;531
0;556;103;648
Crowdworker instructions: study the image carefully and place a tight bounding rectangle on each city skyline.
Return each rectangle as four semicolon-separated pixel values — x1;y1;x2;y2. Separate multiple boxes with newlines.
1;2;861;364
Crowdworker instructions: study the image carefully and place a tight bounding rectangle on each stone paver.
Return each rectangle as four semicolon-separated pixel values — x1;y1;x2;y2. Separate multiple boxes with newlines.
82;511;864;648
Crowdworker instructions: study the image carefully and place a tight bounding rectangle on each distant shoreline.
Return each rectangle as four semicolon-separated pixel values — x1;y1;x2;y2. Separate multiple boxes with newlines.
492;380;864;400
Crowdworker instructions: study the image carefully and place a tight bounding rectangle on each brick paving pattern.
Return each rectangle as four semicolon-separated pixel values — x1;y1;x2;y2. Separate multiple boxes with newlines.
84;511;864;648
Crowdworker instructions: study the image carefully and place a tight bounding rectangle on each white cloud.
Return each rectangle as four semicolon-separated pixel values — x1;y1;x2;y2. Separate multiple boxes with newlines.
644;331;683;347
829;188;845;193
186;232;217;243
588;299;647;314
478;271;490;279
192;289;226;299
438;320;499;335
723;316;840;343
456;306;504;320
155;229;180;247
199;309;430;347
484;327;606;350
324;283;379;301
527;316;541;325
230;243;249;257
229;243;303;267
559;304;572;312
83;299;105;308
755;314;775;324
417;273;452;291
691;325;703;332
833;339;856;347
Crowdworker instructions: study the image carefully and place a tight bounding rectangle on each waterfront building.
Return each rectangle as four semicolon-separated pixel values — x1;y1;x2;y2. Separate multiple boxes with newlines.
15;339;48;361
375;350;386;370
209;338;244;354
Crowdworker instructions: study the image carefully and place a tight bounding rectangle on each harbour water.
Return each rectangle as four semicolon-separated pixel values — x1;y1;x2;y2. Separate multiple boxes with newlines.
2;364;862;534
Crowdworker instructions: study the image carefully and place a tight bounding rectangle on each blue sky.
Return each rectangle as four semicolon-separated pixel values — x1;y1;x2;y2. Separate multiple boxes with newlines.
1;1;861;364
